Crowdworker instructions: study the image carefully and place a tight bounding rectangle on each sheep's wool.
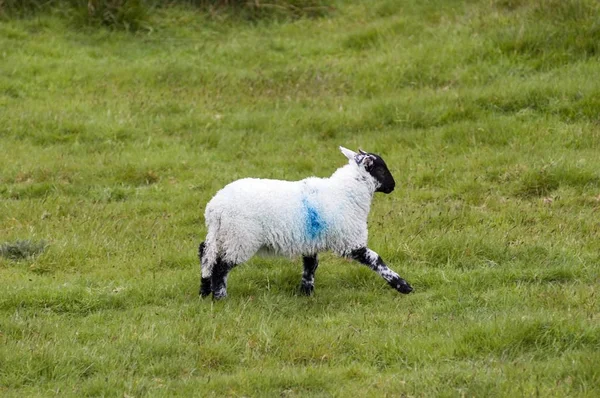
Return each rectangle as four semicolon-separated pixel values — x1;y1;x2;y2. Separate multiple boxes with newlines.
202;161;379;277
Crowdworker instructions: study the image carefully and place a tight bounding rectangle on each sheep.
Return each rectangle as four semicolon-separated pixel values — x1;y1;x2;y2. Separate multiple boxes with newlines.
198;146;413;299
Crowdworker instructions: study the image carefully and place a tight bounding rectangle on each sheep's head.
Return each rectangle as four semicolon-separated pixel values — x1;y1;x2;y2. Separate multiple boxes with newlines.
339;146;396;194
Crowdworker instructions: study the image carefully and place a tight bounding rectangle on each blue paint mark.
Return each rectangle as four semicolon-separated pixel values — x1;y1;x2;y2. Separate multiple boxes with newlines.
303;198;325;239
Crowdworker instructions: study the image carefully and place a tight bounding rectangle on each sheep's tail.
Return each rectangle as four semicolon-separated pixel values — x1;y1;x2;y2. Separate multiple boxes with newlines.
201;208;221;278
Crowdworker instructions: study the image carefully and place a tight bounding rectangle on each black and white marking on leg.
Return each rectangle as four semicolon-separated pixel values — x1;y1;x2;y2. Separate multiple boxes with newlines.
350;247;413;294
300;254;319;295
211;259;234;300
198;242;212;297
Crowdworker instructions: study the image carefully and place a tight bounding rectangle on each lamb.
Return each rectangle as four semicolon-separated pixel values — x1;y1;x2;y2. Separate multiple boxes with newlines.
198;146;413;299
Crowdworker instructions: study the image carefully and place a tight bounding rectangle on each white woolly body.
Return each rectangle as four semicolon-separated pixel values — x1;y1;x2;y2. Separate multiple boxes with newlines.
201;161;380;278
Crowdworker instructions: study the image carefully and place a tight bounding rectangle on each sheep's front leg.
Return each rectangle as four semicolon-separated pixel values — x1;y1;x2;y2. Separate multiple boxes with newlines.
300;254;319;295
349;247;413;294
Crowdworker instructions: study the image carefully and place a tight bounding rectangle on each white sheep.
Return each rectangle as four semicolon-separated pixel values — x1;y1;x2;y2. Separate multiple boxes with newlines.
198;146;413;299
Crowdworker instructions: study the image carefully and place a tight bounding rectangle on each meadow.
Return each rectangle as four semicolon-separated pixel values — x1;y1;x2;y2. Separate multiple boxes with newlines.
1;0;599;396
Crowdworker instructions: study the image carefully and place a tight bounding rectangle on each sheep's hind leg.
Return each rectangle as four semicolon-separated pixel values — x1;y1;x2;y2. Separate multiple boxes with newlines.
349;247;413;294
200;277;212;298
211;258;236;300
198;242;212;298
300;254;319;296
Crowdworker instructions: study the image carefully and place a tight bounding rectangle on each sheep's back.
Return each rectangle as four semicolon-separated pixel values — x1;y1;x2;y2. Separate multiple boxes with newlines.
207;177;304;218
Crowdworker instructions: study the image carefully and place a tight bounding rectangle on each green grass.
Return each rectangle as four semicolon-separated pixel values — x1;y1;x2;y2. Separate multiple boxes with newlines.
1;0;600;396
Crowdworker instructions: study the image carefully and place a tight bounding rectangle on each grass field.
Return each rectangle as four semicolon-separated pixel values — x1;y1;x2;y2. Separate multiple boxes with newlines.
1;0;600;396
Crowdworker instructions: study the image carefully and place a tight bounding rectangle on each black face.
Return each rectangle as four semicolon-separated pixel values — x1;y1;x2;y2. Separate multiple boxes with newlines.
365;153;396;194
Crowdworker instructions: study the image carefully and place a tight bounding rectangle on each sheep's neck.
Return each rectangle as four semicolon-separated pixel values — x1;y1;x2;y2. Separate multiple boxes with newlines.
329;164;375;219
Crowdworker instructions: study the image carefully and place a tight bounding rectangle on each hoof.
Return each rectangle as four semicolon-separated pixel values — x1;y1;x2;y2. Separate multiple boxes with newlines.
391;278;413;294
398;284;413;294
212;287;228;300
300;282;314;296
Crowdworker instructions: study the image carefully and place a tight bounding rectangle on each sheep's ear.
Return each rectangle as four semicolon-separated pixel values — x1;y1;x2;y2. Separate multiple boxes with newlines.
360;155;375;171
339;146;357;161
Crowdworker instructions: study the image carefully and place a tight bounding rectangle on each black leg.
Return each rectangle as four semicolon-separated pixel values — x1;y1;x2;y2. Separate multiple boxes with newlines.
211;259;234;300
200;277;212;297
300;254;319;295
198;242;212;297
349;247;413;294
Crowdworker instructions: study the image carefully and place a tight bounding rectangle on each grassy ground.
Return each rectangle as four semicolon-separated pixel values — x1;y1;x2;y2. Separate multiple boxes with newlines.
1;0;600;396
